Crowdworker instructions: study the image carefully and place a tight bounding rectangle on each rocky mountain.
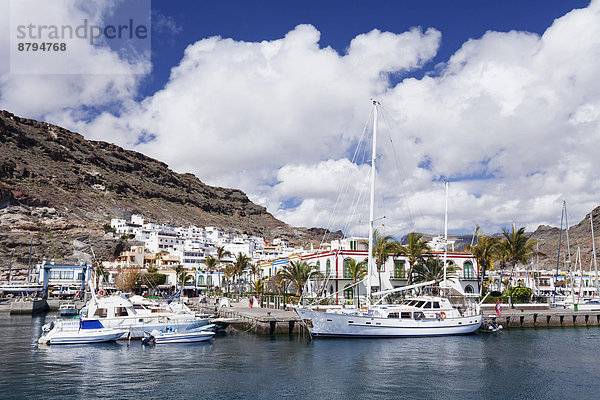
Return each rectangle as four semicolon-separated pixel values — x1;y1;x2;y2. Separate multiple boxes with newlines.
530;206;600;270
0;110;341;279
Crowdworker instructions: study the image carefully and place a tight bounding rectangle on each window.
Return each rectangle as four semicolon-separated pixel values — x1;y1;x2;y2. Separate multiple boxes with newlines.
433;302;441;309
207;276;212;286
343;259;352;279
115;307;128;316
198;276;204;285
326;260;331;277
465;285;474;294
77;273;85;280
424;302;432;309
316;261;320;271
388;312;399;319
401;312;411;319
94;308;107;317
415;301;425;308
394;260;405;278
344;287;353;299
49;270;73;280
463;261;474;279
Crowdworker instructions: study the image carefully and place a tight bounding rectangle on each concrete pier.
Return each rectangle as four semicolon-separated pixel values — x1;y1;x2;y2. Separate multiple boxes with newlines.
481;304;600;328
9;299;50;314
195;300;307;335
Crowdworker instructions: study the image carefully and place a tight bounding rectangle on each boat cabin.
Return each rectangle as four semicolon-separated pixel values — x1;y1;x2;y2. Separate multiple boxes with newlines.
376;296;461;320
86;296;138;319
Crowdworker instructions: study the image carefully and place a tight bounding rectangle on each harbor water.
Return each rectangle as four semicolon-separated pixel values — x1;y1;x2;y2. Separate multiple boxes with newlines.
1;313;599;399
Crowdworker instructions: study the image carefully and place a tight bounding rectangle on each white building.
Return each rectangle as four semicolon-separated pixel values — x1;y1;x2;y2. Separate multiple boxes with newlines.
224;236;255;258
145;230;185;254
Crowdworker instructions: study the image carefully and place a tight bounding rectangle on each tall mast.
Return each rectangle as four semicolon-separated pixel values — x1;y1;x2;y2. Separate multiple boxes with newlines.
591;213;599;298
443;180;449;292
565;202;573;304
553;202;565;302
367;100;378;304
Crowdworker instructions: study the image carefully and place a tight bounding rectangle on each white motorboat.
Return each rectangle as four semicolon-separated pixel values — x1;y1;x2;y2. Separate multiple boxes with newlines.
38;319;126;345
295;101;482;338
297;295;481;337
76;294;207;339
58;303;78;317
144;325;216;344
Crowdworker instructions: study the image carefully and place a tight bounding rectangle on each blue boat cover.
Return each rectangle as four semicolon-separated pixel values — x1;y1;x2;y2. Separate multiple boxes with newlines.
80;320;104;330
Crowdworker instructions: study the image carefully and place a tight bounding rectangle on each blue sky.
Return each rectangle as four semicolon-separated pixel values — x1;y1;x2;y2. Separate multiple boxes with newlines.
1;0;598;237
143;1;589;98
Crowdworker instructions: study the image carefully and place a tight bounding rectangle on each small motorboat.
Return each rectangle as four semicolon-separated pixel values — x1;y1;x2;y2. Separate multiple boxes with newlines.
38;319;126;345
59;303;79;317
481;316;503;333
143;325;216;344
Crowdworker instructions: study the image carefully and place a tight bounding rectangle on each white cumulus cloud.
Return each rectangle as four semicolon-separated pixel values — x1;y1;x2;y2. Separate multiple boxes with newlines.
2;1;600;238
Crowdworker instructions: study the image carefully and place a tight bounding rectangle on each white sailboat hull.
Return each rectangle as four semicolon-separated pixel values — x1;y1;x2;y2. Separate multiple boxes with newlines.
296;308;482;337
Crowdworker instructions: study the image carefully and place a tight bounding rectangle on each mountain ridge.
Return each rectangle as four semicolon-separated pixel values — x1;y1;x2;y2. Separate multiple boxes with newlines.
0;110;341;279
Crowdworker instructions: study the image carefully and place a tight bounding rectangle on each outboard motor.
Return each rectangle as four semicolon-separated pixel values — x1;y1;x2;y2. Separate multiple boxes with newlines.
141;332;155;344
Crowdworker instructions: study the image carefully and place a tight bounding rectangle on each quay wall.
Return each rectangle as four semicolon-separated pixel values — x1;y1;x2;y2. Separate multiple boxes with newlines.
9;299;50;314
481;304;600;328
195;302;308;336
489;310;600;328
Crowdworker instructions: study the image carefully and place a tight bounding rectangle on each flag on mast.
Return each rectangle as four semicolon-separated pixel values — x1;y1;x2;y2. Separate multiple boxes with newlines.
494;300;502;317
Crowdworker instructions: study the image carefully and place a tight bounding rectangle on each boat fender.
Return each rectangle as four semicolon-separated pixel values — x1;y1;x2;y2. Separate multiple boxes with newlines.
98;289;106;297
439;312;446;319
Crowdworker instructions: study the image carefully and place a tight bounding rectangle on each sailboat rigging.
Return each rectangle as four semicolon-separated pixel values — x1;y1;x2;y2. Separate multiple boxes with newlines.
295;101;482;337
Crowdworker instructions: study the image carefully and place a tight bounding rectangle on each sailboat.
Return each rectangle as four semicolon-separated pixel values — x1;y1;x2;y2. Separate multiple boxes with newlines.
295;101;482;337
566;211;600;311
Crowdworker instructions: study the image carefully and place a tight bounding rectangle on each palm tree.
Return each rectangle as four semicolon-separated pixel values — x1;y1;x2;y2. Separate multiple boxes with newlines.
249;263;261;282
223;263;236;293
267;272;288;296
280;260;321;296
250;277;265;295
412;258;460;294
204;255;218;291
498;226;543;304
234;252;251;293
371;229;401;290
216;246;232;288
498;226;542;274
397;232;430;285
346;259;367;307
466;235;501;294
175;265;193;295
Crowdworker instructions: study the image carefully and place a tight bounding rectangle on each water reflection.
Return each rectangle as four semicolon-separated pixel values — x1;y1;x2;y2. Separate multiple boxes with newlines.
1;313;598;400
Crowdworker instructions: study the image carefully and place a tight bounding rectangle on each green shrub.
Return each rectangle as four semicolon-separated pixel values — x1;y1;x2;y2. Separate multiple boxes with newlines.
508;286;533;303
